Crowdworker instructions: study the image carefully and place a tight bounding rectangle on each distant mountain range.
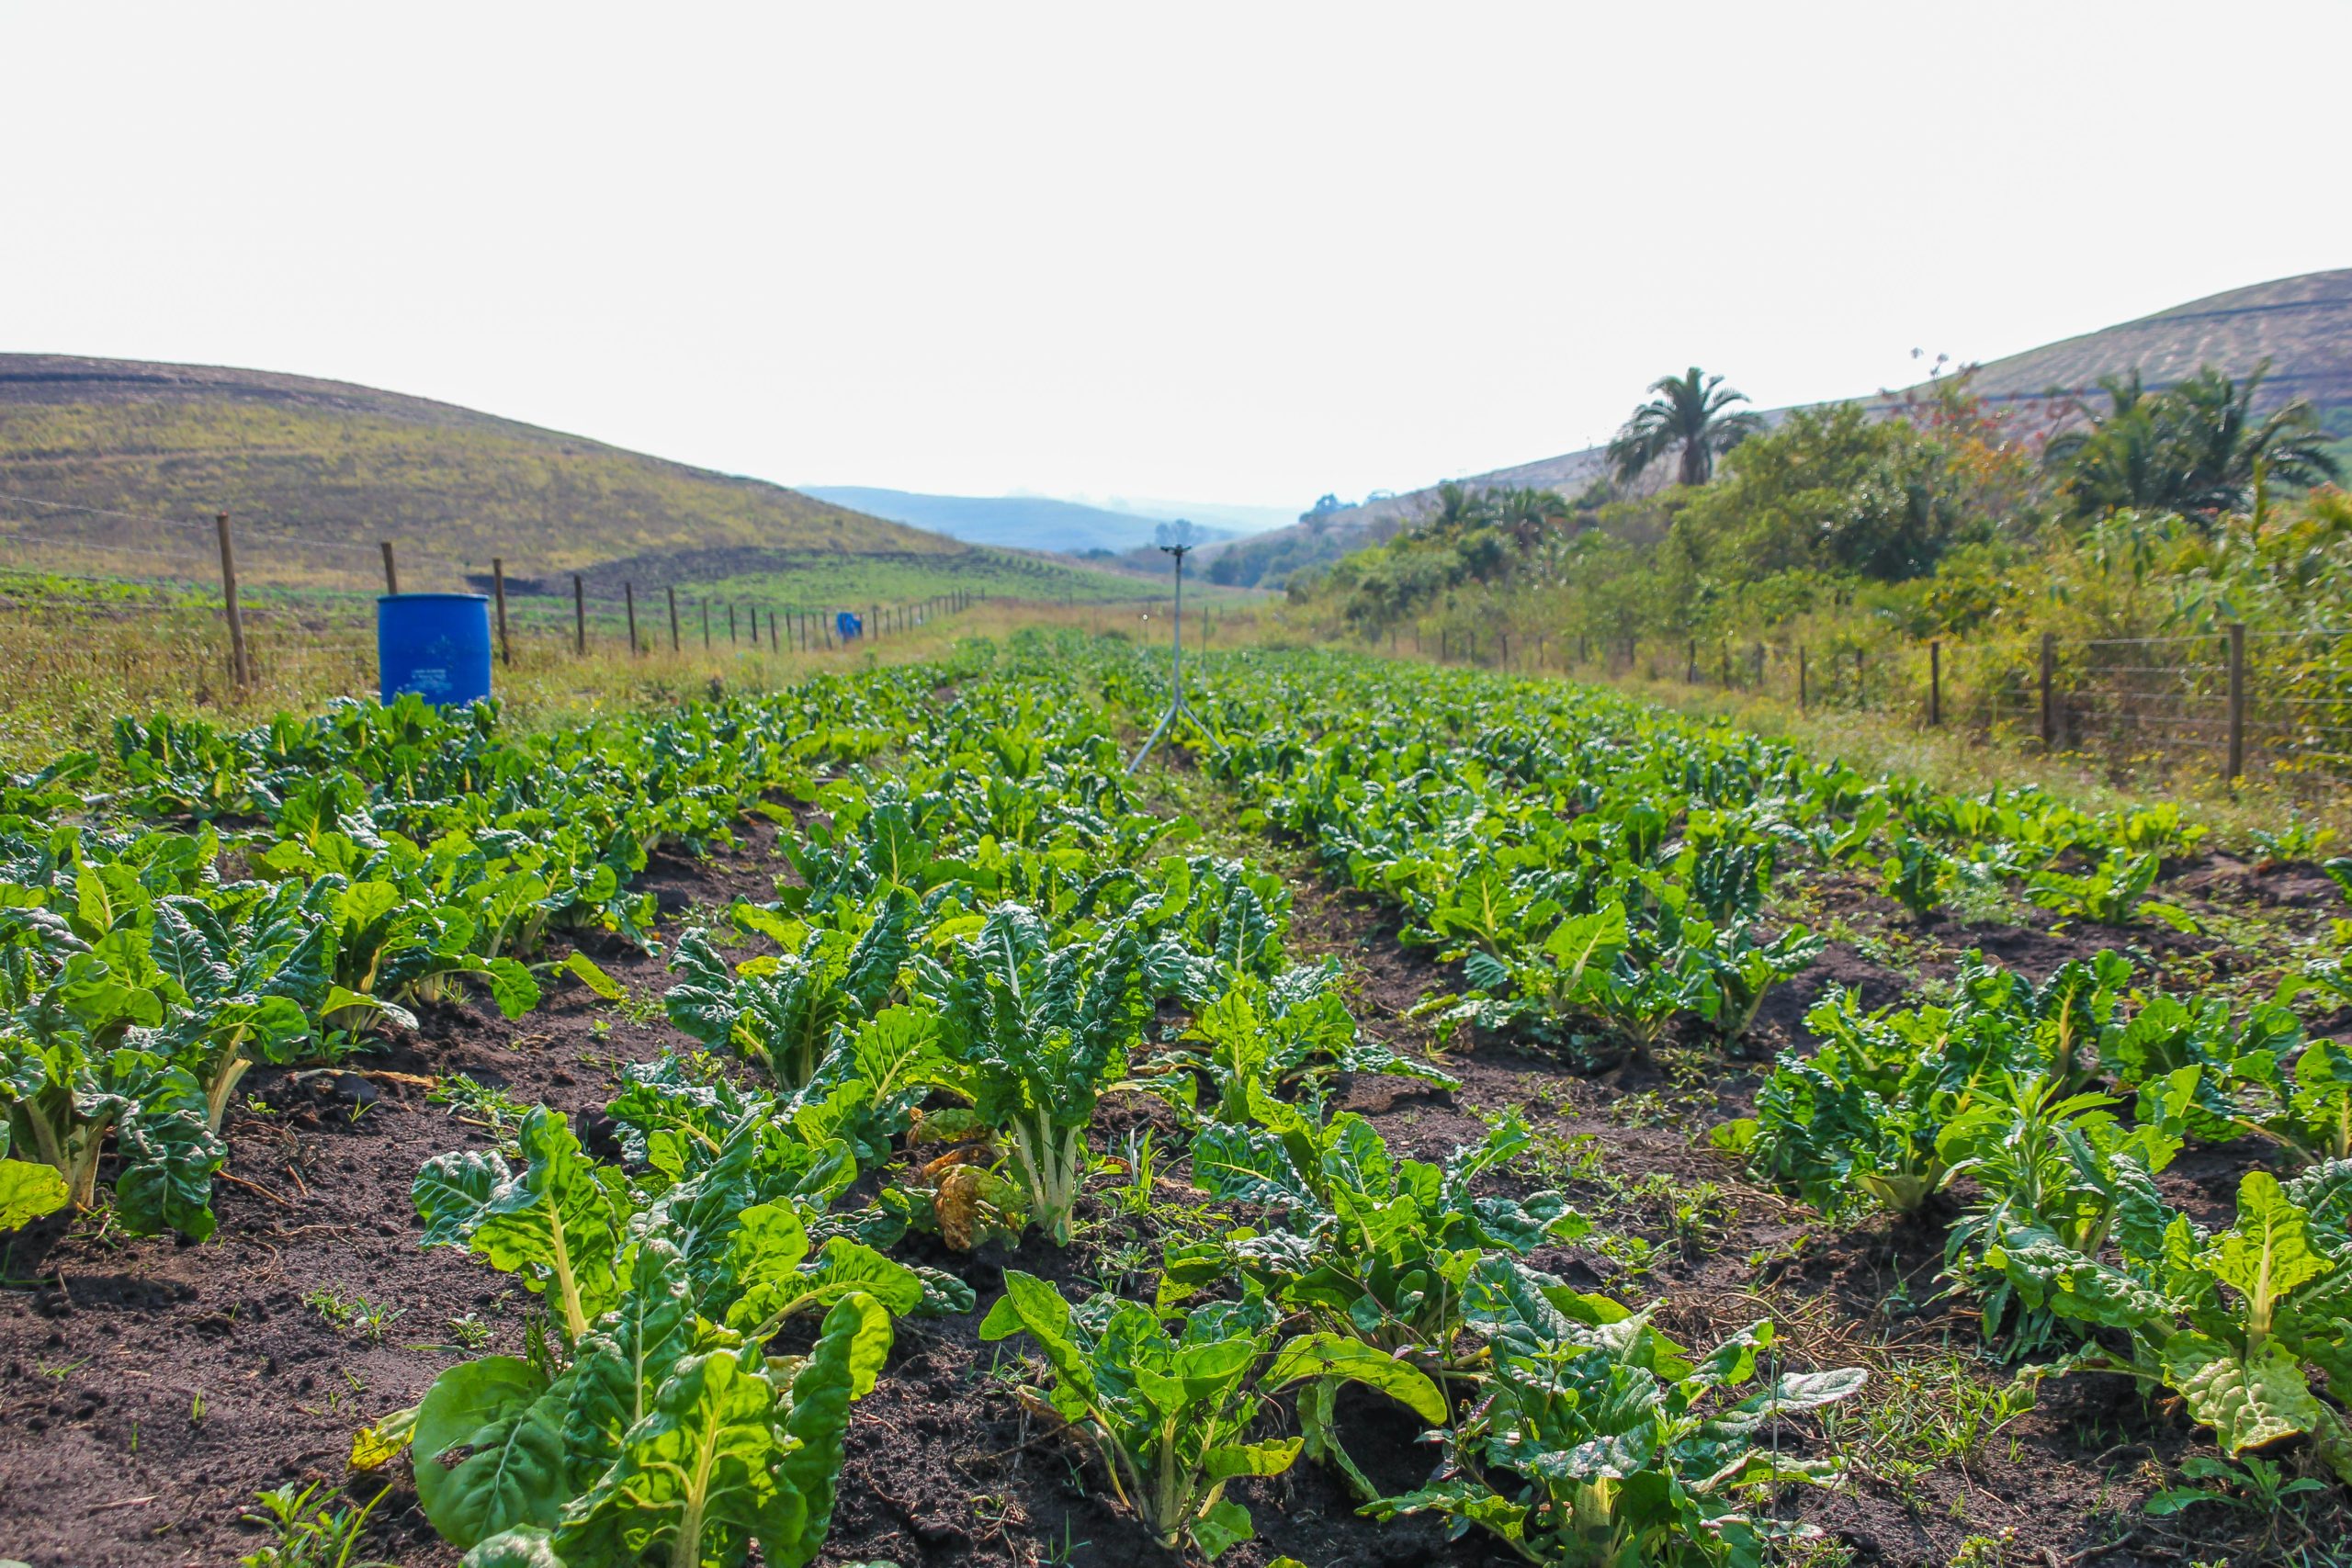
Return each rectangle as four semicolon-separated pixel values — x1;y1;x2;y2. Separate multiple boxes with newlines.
797;487;1220;554
800;486;1295;555
1210;267;2352;588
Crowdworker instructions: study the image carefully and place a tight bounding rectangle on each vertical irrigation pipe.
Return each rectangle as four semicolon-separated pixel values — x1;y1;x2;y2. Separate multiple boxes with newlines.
1129;521;1202;773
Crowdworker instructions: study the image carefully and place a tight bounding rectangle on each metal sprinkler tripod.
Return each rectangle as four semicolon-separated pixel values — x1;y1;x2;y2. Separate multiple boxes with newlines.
1128;519;1203;773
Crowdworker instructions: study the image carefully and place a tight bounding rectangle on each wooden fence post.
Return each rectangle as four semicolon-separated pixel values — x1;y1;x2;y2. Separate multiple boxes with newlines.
1798;646;1808;712
215;512;251;686
379;541;400;595
573;575;585;655
1720;648;1730;687
2039;632;2056;748
770;608;780;653
1853;646;1863;702
625;584;639;656
1686;639;1697;682
667;585;681;653
2226;622;2246;781
728;604;737;644
492;557;512;668
1928;639;1941;727
701;599;710;649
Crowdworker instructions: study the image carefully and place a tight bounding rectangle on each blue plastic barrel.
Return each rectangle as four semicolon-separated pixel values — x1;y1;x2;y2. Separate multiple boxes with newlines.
378;593;493;705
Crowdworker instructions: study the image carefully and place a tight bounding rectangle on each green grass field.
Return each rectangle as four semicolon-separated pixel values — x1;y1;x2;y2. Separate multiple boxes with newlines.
0;567;1272;773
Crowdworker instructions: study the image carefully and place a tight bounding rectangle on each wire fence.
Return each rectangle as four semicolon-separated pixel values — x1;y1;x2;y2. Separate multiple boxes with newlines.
0;495;1035;692
1396;616;2352;799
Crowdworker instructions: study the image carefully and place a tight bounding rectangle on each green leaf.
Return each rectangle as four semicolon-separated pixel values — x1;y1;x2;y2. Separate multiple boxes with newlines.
725;1202;924;1339
321;984;421;1034
2165;1332;2327;1455
1201;1437;1302;1483
107;1060;224;1241
1263;1331;1446;1425
1191;1496;1257;1561
486;957;540;1020
413;1357;568;1551
555;1347;784;1568
416;1108;628;1343
562;952;628;1002
2212;1171;2326;1323
0;1159;69;1230
1297;1377;1382;1503
769;1292;895;1568
562;1242;695;1488
978;1269;1094;1402
460;1527;568;1568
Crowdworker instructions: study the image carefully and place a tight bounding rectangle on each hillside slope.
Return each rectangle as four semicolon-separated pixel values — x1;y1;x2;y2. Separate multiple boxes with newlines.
1259;267;2352;582
1956;269;2352;412
0;355;955;578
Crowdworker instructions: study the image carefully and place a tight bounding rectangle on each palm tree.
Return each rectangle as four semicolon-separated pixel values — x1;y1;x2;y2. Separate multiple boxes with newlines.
1419;479;1494;539
1607;367;1766;488
2048;359;2339;518
2163;363;2338;510
1490;487;1568;549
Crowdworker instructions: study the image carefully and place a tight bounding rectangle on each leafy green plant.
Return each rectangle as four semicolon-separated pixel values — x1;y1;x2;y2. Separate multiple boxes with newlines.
1169;1092;1581;1495
1938;1073;2178;1353
2028;850;2193;931
1880;835;1951;919
1724;952;2133;1219
664;893;913;1089
922;905;1149;1244
1989;1167;2352;1481
1145;963;1456;1124
413;1106;632;1344
980;1269;1444;1560
1373;1258;1865;1567
436;1287;892;1568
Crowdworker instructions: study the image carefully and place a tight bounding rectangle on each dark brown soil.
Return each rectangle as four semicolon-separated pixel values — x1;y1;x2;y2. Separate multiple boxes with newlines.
2;812;2346;1568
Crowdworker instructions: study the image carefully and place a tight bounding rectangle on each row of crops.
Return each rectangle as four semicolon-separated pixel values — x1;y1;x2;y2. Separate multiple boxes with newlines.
1176;651;2352;1489
6;632;2351;1565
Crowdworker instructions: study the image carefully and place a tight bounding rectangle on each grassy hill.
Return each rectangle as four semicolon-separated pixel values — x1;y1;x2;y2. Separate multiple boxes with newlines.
0;355;1147;603
1952;269;2352;414
1245;267;2352;588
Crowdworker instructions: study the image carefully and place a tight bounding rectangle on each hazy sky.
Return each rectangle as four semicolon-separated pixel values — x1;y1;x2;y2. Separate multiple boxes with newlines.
8;3;2350;513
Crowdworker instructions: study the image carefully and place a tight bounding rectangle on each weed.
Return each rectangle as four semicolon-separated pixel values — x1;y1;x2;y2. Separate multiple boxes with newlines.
238;1481;392;1568
1102;1128;1159;1220
1818;1353;2034;1478
2146;1454;2326;1551
447;1313;495;1350
425;1072;526;1135
1945;1532;2014;1568
302;1287;404;1344
1044;1517;1091;1567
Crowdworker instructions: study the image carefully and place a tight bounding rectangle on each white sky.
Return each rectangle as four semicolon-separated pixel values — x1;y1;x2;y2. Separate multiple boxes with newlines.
7;2;2350;514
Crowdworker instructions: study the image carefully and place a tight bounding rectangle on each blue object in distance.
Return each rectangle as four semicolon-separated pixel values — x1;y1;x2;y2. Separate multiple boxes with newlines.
378;592;493;705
